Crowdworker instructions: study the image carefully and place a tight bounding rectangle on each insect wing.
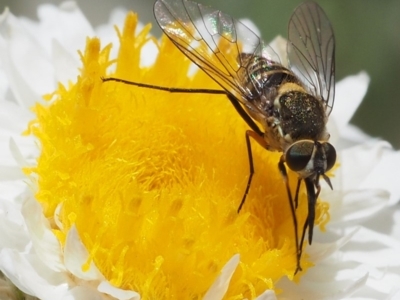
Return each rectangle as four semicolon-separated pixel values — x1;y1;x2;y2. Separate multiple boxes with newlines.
288;1;335;115
154;0;280;105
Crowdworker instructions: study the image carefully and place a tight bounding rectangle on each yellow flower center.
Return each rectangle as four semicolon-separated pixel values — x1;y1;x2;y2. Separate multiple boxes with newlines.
24;12;330;299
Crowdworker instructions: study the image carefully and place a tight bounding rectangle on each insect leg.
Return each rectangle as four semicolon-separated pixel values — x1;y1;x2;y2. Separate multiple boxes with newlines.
294;178;302;209
303;177;318;245
278;157;301;274
237;130;268;212
203;92;266;213
237;131;255;213
298;216;308;274
298;177;320;273
102;77;227;95
225;94;267;212
226;94;264;136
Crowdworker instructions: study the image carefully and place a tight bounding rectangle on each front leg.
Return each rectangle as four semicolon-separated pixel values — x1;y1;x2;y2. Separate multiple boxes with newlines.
278;156;301;274
237;130;268;213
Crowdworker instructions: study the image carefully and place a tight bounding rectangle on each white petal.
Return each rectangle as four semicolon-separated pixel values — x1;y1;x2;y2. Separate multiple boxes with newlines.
332;273;369;300
0;9;54;107
97;281;140;300
391;208;400;240
328;189;389;226
310;227;359;262
0;136;36;182
0;180;28;207
0;248;70;299
332;72;370;134
8;138;26;169
0;68;8;100
64;225;105;281
203;254;240;300
338;139;400;205
20;2;93;58
0;98;34;134
339;141;389;191
0;198;30;251
21;196;66;272
336;124;372;147
341;226;400;269
61;286;104;300
277;267;368;300
51;39;80;85
359;147;400;205
389;289;400;300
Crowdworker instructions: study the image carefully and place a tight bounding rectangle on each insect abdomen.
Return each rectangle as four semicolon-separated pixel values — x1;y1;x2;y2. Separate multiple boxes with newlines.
239;55;301;99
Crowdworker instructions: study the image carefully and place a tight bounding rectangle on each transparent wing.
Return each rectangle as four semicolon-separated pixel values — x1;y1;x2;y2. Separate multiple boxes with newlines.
288;1;335;115
154;0;280;106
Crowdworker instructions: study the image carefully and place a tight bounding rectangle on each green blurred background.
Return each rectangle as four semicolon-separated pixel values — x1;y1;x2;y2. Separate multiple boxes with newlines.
3;0;400;148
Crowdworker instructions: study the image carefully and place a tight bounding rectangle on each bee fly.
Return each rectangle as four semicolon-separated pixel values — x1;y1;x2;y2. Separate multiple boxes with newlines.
102;0;336;274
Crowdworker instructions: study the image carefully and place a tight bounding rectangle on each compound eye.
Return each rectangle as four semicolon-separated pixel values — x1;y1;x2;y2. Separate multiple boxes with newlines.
285;141;314;171
323;143;337;171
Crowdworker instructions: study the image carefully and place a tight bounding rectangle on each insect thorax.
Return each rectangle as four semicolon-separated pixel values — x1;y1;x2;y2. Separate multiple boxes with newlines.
239;55;329;151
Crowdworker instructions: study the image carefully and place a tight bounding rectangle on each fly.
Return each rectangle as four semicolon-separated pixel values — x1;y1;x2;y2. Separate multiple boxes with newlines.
102;0;336;274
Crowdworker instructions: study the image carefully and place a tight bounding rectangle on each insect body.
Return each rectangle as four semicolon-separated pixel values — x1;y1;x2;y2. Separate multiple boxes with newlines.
103;0;336;274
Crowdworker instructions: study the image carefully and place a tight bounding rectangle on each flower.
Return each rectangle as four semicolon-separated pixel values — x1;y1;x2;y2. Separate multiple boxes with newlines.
18;11;312;298
0;2;399;300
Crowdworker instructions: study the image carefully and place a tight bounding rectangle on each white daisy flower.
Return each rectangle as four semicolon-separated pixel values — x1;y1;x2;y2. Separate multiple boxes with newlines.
0;2;399;300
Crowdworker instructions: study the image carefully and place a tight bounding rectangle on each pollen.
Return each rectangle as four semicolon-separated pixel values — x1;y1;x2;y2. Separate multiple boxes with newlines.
24;12;330;298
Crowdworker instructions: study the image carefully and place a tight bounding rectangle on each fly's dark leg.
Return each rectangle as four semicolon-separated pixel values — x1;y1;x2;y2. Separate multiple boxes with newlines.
303;177;319;245
298;216;309;270
294;178;302;209
237;130;268;212
297;178;315;275
278;157;301;274
298;177;321;271
226;94;264;136
102;77;227;95
224;94;266;212
237;131;255;212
